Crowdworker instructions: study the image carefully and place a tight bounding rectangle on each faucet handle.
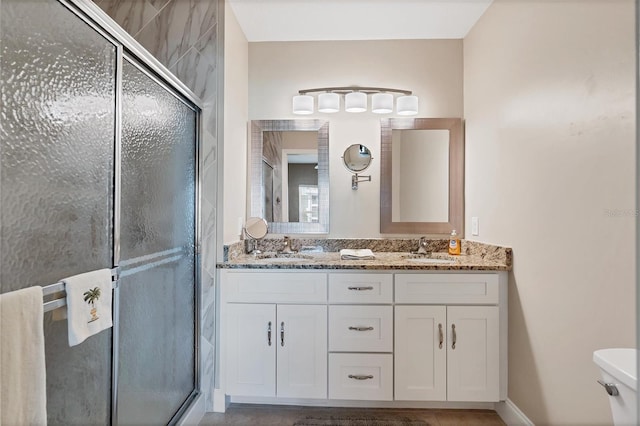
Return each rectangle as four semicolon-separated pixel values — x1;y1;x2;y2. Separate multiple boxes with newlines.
281;236;295;254
416;236;430;255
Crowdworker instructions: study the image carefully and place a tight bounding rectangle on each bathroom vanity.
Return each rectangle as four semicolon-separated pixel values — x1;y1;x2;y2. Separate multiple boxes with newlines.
215;244;510;412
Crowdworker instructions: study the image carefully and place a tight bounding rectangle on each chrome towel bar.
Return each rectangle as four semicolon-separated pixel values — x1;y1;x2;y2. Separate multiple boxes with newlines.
41;267;119;313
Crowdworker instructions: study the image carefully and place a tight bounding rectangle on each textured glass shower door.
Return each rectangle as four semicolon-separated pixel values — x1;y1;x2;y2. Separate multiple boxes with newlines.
116;57;198;425
1;0;116;423
2;1;200;424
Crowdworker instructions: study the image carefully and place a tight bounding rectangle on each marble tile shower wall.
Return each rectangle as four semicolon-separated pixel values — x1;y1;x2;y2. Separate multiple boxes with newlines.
93;0;221;411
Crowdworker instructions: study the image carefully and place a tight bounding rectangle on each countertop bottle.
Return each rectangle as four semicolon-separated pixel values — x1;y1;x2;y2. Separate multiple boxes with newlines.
448;230;461;255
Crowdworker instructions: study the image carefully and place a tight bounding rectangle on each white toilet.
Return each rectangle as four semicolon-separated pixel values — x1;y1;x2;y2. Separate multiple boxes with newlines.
593;348;637;425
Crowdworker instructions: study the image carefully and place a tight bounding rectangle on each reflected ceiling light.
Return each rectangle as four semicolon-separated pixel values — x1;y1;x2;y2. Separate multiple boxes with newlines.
292;86;415;115
345;92;367;113
318;92;340;113
396;95;419;116
371;93;394;114
292;95;314;115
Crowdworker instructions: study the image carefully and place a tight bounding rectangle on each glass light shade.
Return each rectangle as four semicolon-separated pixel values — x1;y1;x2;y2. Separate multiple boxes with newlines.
396;95;418;116
292;95;314;115
318;92;339;113
345;92;367;113
371;93;393;114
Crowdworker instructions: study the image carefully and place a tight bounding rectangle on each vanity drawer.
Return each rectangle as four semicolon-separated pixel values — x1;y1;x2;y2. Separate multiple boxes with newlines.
395;273;499;305
329;353;393;401
328;273;393;304
329;306;393;352
225;272;327;303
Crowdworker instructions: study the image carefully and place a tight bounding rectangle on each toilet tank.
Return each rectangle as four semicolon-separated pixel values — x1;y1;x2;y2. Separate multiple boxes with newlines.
593;348;637;426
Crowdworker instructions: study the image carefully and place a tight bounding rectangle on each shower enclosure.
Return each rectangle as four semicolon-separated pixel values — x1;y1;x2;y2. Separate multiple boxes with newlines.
1;0;203;424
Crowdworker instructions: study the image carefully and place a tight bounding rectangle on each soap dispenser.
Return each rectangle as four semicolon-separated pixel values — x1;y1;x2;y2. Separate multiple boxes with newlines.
448;230;461;255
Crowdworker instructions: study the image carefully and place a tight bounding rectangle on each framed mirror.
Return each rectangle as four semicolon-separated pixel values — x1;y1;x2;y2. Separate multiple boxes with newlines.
380;118;464;235
250;119;329;234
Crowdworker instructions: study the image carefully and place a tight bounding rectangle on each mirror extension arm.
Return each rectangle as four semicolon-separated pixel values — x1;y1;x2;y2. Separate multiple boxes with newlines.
352;173;371;190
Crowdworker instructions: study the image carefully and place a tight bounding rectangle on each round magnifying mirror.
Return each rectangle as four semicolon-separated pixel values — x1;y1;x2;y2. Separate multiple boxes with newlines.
342;144;373;172
244;217;268;239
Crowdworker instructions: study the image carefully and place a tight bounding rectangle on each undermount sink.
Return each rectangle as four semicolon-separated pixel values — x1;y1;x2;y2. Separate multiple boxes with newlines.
256;257;310;263
254;253;314;263
406;258;457;264
401;253;457;264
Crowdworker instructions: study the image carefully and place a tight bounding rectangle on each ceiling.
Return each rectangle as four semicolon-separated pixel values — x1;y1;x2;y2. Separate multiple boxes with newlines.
228;0;493;42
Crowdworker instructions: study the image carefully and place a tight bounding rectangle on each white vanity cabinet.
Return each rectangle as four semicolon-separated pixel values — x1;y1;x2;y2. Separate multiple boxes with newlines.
394;273;503;402
223;271;328;399
219;268;507;410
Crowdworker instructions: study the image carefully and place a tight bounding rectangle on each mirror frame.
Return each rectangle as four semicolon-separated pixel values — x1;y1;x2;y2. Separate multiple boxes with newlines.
250;119;330;234
380;117;464;236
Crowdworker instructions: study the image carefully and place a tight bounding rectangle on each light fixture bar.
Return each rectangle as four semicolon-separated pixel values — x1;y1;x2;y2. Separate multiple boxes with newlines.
298;86;412;96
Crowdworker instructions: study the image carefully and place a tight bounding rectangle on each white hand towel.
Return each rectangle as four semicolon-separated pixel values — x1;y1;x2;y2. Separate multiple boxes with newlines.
340;249;376;260
0;286;47;425
63;269;113;347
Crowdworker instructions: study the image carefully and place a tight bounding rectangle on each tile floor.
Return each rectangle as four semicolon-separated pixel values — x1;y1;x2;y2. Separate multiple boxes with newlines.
199;404;506;425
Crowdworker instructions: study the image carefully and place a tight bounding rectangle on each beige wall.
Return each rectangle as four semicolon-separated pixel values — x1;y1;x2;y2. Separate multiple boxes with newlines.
249;40;463;237
464;1;635;424
223;3;249;243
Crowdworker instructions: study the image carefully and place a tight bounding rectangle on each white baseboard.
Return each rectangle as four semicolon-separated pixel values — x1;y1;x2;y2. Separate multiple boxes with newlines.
230;396;494;410
178;393;205;426
495;399;534;426
213;388;229;413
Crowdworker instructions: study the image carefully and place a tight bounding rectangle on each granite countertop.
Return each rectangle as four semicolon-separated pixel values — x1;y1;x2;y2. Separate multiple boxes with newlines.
218;250;510;271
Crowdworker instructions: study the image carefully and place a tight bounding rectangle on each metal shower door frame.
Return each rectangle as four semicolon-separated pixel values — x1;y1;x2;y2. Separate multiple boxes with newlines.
55;1;204;424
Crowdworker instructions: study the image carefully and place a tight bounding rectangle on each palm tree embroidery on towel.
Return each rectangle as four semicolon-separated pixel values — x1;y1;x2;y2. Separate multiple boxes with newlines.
83;287;102;323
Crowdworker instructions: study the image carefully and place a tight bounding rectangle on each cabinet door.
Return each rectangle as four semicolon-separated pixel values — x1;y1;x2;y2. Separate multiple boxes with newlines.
226;304;276;397
394;306;447;401
276;305;327;399
447;306;499;402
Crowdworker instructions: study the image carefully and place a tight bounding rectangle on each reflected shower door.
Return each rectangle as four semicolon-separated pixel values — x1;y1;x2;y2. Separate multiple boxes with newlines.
116;57;198;425
1;0;116;423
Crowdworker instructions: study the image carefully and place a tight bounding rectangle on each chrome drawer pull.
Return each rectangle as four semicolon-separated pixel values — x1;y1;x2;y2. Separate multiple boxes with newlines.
347;286;374;291
348;326;374;331
267;321;272;346
348;374;374;380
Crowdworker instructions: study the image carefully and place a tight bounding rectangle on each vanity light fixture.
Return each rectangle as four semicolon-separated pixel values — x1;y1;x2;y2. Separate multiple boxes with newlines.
345;92;367;112
317;92;340;113
293;86;418;115
292;95;314;115
396;95;419;116
371;93;394;113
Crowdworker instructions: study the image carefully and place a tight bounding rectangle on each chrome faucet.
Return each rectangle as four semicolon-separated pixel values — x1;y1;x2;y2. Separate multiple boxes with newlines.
416;236;430;255
245;237;261;255
281;236;296;254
